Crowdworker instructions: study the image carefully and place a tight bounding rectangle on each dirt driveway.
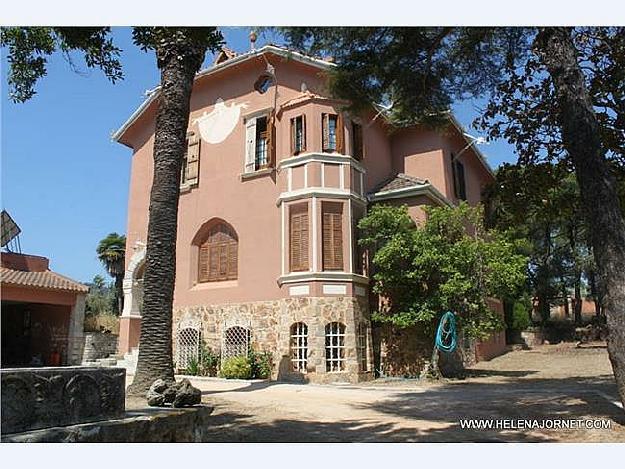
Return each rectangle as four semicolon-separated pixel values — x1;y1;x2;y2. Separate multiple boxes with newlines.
191;343;624;442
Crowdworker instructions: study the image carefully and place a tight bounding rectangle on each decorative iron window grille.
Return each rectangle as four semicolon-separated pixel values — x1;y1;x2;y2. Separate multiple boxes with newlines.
325;322;346;372
290;322;308;373
222;325;251;362
176;319;201;372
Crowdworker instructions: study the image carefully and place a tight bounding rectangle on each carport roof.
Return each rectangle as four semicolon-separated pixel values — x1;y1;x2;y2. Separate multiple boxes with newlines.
1;267;88;293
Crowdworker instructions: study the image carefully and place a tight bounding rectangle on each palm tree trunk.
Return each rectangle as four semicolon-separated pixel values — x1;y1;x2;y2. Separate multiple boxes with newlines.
115;274;124;316
536;27;625;407
127;36;206;395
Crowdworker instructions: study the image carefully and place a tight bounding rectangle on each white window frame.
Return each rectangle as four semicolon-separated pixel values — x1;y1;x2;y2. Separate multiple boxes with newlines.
325;322;346;372
243;108;272;174
290;322;308;373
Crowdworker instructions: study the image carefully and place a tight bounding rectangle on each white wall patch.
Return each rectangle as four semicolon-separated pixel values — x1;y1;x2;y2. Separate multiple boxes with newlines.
289;285;310;296
193;99;247;144
323;284;347;295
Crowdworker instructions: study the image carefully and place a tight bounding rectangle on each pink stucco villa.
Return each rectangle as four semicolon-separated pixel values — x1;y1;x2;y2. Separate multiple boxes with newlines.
113;43;502;383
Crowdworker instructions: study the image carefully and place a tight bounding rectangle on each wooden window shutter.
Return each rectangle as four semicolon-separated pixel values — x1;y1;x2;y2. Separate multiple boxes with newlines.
244;118;257;173
336;113;345;154
301;114;307;152
227;241;238;279
185;131;200;186
198;222;238;283
322;113;330;151
322;202;344;271
267;112;276;167
290;204;309;272
290;117;296;156
198;243;210;282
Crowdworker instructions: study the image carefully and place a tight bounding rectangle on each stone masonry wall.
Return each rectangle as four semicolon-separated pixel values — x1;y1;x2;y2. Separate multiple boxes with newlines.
82;332;119;362
173;296;372;384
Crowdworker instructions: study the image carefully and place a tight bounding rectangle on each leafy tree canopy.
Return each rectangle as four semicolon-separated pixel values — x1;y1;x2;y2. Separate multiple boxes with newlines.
358;203;528;340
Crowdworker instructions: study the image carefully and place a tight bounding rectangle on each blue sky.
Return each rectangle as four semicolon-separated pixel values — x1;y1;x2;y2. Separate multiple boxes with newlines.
1;27;518;284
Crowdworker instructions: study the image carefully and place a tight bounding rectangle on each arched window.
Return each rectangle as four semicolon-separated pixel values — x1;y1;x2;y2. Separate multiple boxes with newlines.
290;322;308;373
222;326;251;361
325;322;346;372
176;326;200;372
197;222;238;282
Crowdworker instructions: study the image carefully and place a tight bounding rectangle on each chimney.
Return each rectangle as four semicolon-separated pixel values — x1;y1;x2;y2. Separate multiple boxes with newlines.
249;29;257;51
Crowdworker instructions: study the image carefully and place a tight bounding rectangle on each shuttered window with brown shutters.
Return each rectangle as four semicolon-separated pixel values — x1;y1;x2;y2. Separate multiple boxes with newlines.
182;130;200;188
290;114;306;155
322;113;344;153
198;222;238;282
322;202;344;271
289;203;309;272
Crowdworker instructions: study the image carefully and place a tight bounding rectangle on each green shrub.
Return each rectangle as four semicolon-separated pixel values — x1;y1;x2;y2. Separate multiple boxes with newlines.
199;345;220;377
186;356;200;376
511;301;532;331
220;356;252;379
249;349;272;379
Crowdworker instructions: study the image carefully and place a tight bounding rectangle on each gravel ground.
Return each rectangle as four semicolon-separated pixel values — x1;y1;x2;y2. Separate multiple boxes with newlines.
186;343;624;442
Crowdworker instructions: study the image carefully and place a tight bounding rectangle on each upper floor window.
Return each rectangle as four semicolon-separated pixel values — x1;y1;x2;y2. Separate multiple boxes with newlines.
322;113;344;153
181;130;200;188
255;116;269;169
451;153;467;201
290;115;306;155
245;113;275;173
322;202;344;271
289;203;309;272
198;222;238;282
351;122;363;160
254;73;275;94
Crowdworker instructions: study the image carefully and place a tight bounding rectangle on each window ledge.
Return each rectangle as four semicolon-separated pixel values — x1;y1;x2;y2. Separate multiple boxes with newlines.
191;280;238;291
240;168;275;181
180;183;197;194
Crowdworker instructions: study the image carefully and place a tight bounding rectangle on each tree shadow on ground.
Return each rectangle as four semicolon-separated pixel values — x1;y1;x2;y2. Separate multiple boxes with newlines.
200;380;282;396
199;409;553;443
462;369;540;378
201;374;623;443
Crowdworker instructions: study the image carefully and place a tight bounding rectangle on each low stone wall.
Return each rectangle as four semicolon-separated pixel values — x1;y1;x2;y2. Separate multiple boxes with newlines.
2;405;215;443
82;332;119;361
1;366;125;434
173;296;372;384
521;329;544;347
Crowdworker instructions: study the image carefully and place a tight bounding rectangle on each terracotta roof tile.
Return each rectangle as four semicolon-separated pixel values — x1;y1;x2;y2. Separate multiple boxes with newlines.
1;267;88;293
369;173;429;195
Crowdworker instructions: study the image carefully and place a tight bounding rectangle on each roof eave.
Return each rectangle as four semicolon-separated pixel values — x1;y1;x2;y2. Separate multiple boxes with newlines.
446;112;495;178
368;183;453;207
112;45;335;145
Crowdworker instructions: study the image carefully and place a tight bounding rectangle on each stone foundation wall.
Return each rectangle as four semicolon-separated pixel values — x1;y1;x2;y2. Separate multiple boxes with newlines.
82;332;119;361
173;296;372;384
376;326;502;377
375;324;433;377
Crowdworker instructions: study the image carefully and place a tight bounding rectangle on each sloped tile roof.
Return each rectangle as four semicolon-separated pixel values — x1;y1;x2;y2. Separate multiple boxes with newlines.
369;173;429;195
1;267;88;293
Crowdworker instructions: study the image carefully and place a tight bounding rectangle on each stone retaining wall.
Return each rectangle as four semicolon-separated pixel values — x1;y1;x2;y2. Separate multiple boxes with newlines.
1;366;125;434
173;296;373;384
82;332;119;361
2;405;214;443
